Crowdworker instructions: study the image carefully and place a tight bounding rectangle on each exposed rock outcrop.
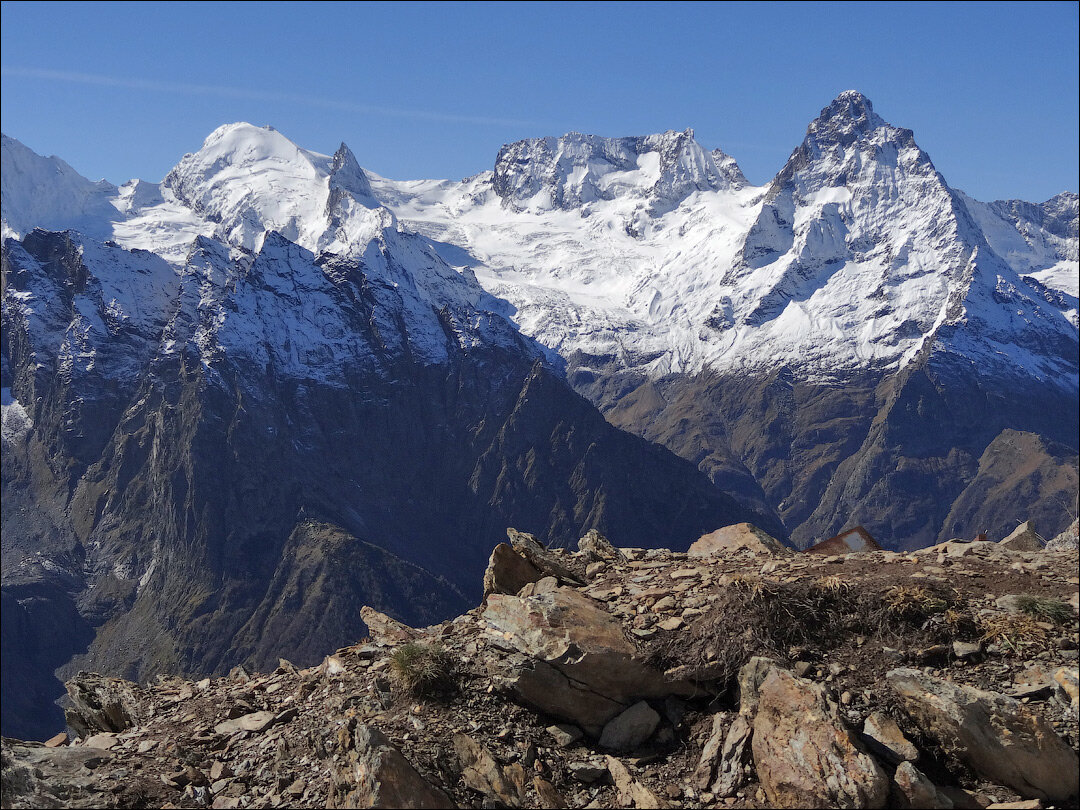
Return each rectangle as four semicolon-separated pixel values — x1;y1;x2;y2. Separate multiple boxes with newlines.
2;528;1077;809
752;669;889;809
999;521;1046;551
887;667;1079;801
328;722;453;809
481;586;695;733
688;523;791;557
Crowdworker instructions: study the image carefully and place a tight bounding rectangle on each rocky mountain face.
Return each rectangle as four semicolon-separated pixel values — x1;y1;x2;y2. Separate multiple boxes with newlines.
1;127;766;741
2;525;1078;809
371;90;1079;552
491;129;745;214
2;91;1076;746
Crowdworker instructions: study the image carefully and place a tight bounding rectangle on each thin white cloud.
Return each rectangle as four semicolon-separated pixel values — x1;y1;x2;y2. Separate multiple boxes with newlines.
0;66;540;128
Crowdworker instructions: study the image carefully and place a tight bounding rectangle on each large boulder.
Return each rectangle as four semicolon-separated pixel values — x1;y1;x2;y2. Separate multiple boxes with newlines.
752;669;888;809
887;668;1079;801
506;529;584;585
327;722;454;809
578;529;627;563
482;587;695;733
1046;518;1079;552
689;523;790;557
482;543;543;598
998;521;1045;551
599;700;660;752
64;674;145;738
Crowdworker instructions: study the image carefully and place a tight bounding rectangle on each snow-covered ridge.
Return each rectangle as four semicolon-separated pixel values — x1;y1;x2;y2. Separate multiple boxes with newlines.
1;133;119;241
162;122;382;254
491;129;745;214
372;91;1077;385
2;124;541;393
3;91;1077;390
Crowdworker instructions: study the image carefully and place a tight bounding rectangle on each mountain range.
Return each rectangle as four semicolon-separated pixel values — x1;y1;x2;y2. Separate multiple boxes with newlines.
2;90;1076;740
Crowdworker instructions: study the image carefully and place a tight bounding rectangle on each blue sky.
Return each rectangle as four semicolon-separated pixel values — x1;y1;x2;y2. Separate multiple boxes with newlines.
1;1;1077;202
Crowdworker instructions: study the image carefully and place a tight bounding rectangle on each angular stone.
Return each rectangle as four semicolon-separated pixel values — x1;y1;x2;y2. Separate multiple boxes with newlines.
753;669;888;809
482;543;543;599
952;640;982;660
327;722;453;808
1010;682;1055;701
736;656;780;715
887;667;1079;801
64;673;145;736
82;733;118;750
546;724;583;747
482;587;696;732
506;528;584;585
214;711;276;736
712;714;752;798
517;575;559;597
999;521;1045;551
532;777;568;809
360;606;421;646
43;732;68;748
568;761;607;783
651;596;676;612
1053;666;1079;711
605;755;667;809
578;529;627;563
454;733;518;807
693;714;727;790
599;700;660;752
861;711;919;764
689;523;790;557
893;761;954;809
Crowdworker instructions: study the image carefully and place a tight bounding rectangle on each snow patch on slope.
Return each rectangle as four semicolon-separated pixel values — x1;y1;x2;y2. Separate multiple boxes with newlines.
1;134;119;241
1;387;32;444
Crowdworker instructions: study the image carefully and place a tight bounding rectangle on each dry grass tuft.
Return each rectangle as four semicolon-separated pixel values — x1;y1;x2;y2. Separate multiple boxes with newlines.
1010;594;1074;625
884;585;949;619
647;577;973;689
388;643;453;697
979;613;1054;653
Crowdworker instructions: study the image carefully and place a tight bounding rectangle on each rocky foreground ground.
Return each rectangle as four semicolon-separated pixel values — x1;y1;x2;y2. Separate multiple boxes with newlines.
2;521;1079;810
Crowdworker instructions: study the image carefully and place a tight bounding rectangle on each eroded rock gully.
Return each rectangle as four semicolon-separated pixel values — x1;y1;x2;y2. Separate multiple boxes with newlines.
2;527;1078;809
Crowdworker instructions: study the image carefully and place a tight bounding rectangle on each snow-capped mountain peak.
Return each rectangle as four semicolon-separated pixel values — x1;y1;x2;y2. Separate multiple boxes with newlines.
161;122;383;254
806;89;887;148
490;128;744;213
328;142;375;201
369;92;1075;386
3;101;1076;388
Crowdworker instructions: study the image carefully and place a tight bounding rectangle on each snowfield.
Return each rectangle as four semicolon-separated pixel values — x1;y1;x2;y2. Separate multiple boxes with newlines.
2;91;1076;390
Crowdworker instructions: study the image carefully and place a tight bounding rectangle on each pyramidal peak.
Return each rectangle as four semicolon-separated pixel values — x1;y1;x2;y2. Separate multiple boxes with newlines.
799;89;894;154
163;122;381;253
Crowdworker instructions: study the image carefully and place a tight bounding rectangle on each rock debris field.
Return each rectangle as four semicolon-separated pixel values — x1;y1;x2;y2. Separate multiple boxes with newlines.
3;521;1079;809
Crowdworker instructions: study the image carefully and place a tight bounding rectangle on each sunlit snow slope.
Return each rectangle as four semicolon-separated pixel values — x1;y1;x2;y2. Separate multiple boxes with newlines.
369;92;1078;387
